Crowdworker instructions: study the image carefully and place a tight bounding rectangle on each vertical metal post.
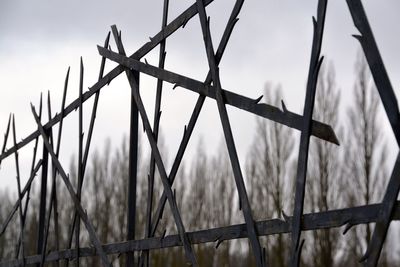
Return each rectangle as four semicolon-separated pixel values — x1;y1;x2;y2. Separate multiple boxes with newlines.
126;71;139;267
36;132;49;266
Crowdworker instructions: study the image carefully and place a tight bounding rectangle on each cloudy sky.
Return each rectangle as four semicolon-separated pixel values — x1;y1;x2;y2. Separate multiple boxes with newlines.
0;0;399;190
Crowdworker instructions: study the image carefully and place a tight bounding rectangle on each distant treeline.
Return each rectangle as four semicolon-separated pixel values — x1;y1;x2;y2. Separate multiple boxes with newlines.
0;55;397;266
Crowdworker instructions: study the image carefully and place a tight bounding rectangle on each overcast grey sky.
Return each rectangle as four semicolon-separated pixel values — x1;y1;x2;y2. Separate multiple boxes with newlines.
0;0;399;190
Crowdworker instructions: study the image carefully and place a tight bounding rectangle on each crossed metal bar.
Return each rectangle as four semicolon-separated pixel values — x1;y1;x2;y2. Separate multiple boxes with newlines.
0;0;398;266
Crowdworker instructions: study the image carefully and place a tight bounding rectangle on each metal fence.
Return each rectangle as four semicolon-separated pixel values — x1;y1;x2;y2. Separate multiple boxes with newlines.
0;0;399;266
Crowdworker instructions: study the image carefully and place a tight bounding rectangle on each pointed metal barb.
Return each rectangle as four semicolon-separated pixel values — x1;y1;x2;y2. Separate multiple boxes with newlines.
215;238;224;249
144;58;149;65
253;95;263;105
161;229;167;240
281;100;288;113
282;210;290;224
182;17;189;28
342;220;355;235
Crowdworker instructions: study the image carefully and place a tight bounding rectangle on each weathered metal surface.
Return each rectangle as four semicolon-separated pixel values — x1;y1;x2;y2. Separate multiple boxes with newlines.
31;106;112;267
147;0;245;244
0;0;215;163
112;27;198;266
0;1;398;266
64;35;110;266
347;0;400;146
141;1;169;265
345;0;400;265
195;0;264;265
290;1;327;266
97;46;339;145
3;201;400;267
11;116;25;264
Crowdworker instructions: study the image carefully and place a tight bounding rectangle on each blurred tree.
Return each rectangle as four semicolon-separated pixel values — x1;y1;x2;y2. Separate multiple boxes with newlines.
342;53;389;266
246;83;294;267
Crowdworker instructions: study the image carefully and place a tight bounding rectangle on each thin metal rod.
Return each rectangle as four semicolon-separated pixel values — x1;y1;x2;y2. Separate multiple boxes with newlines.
147;0;245;241
0;160;42;236
11;115;25;265
0;113;11;167
75;57;84;267
107;27;140;267
20;94;43;244
290;1;327;266
111;31;198;266
4;201;400;267
0;0;216;163
142;1;169;265
36;130;49;266
65;34;110;266
97;46;339;145
31;105;112;267
194;0;264;266
39;88;68;267
52;67;70;267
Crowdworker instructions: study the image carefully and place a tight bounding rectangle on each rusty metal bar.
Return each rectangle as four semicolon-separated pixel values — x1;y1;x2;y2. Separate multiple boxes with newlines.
3;201;400;267
31;105;112;267
290;1;327;266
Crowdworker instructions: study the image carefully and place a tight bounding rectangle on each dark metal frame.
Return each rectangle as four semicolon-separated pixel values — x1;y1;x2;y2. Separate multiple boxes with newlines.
0;0;398;266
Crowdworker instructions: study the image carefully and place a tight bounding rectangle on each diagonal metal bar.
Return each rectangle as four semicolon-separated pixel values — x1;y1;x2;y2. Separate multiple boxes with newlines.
51;67;70;267
36;131;49;267
75;57;84;267
290;1;327;266
142;1;170;266
19;94;43;253
0;160;42;236
38;92;57;267
0;113;11;167
110;26;140;267
347;0;400;147
97;46;339;145
194;0;264;266
359;152;400;266
39;89;68;267
147;0;245;243
11;115;26;265
112;32;198;266
31;105;112;267
4;201;400;267
346;1;400;265
0;0;215;163
65;34;110;266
